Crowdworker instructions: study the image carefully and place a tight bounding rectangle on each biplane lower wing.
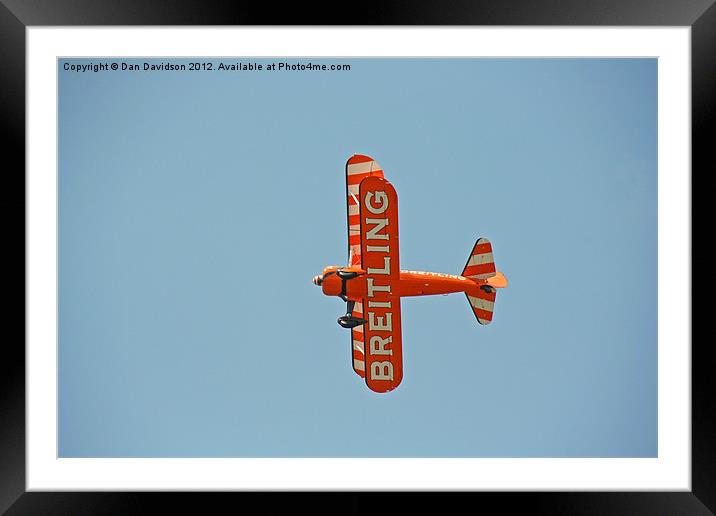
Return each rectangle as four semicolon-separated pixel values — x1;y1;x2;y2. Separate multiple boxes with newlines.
346;154;384;268
350;301;366;377
359;175;403;392
466;289;497;325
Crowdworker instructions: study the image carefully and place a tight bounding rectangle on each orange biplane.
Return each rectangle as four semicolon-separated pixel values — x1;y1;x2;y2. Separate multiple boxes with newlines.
313;154;508;393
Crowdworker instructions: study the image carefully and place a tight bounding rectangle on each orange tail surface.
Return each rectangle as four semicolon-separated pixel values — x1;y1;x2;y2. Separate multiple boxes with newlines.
461;238;507;325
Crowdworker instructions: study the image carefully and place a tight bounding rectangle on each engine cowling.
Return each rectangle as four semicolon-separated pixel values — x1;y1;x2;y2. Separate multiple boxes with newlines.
337;269;359;280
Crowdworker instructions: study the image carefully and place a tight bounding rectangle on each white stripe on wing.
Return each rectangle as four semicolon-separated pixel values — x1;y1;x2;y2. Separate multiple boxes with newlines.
347;161;380;175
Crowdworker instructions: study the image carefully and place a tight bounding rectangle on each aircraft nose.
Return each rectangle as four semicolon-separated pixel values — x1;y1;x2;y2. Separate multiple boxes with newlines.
312;275;322;286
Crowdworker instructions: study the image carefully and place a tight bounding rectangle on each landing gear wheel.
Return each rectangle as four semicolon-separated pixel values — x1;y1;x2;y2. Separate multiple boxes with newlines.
337;315;368;329
480;285;495;294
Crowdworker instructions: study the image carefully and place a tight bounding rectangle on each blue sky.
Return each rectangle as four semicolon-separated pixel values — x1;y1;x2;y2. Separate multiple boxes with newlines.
58;58;657;457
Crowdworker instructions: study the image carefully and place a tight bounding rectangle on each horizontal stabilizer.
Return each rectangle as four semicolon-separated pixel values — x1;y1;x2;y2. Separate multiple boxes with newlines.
462;237;506;325
466;288;496;325
461;238;496;280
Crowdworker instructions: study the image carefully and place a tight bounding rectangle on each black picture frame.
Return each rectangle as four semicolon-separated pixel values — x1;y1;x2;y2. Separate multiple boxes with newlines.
3;1;709;514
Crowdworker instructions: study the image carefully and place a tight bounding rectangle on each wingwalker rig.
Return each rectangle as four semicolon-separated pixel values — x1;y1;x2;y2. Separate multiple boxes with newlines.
312;154;508;393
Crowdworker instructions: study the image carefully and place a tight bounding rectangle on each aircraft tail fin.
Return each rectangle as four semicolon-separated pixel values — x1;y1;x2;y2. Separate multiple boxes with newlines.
461;238;508;325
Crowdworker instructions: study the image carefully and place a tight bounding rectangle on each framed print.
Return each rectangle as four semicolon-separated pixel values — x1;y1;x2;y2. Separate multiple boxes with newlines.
4;0;711;514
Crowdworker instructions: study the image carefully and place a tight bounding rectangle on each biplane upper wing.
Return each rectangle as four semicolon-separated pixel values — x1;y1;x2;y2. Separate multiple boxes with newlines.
345;155;384;268
358;174;403;393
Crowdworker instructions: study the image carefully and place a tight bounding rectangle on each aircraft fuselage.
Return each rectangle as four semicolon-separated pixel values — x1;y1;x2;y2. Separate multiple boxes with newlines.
314;266;487;300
